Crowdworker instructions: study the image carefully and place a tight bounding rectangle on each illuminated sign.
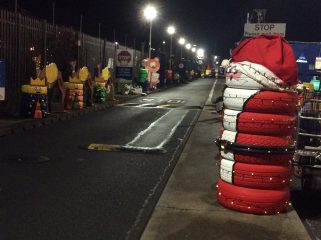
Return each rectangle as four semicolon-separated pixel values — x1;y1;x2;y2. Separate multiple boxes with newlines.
315;57;321;70
244;23;286;37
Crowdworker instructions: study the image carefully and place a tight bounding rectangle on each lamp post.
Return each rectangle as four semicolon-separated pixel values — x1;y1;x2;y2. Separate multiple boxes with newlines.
167;26;176;69
178;37;186;60
144;5;157;59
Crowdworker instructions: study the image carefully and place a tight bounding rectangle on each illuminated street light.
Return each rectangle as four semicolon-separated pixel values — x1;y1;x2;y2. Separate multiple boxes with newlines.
143;5;157;58
197;48;205;59
185;43;191;50
167;26;176;69
192;47;196;53
143;5;157;21
178;37;186;45
167;26;176;35
178;38;186;59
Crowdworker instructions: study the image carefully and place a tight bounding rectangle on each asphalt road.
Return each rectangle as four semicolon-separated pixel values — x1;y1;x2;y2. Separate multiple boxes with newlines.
0;78;220;240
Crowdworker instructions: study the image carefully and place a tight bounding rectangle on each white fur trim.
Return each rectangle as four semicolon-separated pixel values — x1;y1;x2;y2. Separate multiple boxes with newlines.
226;61;285;90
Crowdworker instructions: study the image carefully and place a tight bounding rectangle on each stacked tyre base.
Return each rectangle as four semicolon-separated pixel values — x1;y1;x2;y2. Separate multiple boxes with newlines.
94;85;108;104
21;85;48;118
217;179;290;215
217;86;297;215
64;83;84;110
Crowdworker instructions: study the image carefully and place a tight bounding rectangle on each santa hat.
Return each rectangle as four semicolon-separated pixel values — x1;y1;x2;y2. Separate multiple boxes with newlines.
232;35;298;86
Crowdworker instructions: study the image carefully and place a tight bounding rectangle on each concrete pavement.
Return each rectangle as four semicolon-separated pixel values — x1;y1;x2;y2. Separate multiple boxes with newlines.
141;82;311;240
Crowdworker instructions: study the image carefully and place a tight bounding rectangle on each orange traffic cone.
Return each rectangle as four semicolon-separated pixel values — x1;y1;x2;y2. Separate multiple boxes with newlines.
34;100;42;119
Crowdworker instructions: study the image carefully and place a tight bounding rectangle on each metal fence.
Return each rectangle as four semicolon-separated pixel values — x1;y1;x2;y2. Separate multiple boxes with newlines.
0;9;142;116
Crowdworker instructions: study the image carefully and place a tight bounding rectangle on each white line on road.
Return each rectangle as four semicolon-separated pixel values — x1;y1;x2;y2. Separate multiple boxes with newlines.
125;109;200;240
206;79;218;105
125;109;188;149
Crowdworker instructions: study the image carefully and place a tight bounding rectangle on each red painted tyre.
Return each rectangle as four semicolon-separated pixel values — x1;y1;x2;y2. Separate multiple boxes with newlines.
68;89;84;96
221;130;293;147
220;130;293;165
221;150;292;166
220;159;291;189
217;179;290;215
223;88;298;114
223;109;296;136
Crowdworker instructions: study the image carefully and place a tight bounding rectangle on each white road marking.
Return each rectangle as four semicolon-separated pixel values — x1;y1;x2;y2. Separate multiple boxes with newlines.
125;109;188;149
206;79;218;105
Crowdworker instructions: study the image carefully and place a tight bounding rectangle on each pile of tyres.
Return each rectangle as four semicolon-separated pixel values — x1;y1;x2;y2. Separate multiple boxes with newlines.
216;35;298;215
64;82;84;110
21;80;48;118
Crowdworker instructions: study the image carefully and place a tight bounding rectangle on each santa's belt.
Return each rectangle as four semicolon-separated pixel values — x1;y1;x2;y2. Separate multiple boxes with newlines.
216;138;295;154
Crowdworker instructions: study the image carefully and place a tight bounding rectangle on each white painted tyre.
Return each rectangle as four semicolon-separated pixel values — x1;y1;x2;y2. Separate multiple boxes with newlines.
220;130;294;165
220;159;291;189
221;150;292;166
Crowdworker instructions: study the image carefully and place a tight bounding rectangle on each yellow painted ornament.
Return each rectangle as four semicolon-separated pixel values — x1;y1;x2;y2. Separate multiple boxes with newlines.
21;85;48;94
96;82;106;87
102;67;111;81
64;82;84;90
30;77;46;86
46;63;59;84
69;76;81;83
79;67;89;82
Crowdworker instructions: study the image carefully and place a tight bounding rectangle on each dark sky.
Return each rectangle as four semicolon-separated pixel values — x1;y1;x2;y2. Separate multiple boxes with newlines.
1;0;321;58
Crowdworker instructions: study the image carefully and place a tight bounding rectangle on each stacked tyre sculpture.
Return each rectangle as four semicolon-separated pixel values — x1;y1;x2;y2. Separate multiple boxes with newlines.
21;84;48;118
21;75;48;118
64;67;89;110
94;67;110;104
64;82;84;110
216;35;298;215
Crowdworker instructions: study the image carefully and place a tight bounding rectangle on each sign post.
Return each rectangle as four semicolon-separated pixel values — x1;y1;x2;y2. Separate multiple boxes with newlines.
244;23;286;37
0;60;5;101
116;49;134;80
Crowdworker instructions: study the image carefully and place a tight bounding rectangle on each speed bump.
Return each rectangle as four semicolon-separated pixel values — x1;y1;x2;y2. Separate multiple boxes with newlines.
87;144;122;152
81;144;166;153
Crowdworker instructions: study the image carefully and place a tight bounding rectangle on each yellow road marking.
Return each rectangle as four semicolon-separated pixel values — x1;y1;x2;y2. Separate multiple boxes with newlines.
87;144;122;152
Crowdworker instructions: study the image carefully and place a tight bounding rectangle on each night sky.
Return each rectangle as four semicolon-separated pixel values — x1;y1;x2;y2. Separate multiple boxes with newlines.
1;0;321;58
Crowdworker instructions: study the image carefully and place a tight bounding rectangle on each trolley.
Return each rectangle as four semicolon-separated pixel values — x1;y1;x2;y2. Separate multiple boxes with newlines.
294;98;321;191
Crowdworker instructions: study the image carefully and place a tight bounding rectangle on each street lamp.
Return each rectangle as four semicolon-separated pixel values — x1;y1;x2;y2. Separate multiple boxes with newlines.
197;48;205;59
178;37;186;59
167;25;176;69
144;5;157;58
178;37;186;45
192;47;196;53
185;43;191;50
